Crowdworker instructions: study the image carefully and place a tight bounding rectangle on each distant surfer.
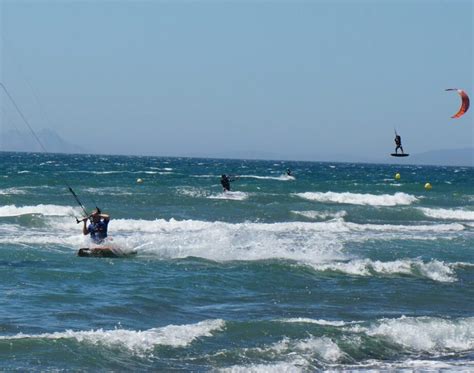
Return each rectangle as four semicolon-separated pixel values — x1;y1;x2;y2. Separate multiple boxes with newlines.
394;133;404;155
220;174;236;192
286;168;292;176
82;208;110;244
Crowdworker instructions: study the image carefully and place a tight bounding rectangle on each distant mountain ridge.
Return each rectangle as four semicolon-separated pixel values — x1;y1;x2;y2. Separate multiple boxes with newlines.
407;147;473;167
0;129;86;154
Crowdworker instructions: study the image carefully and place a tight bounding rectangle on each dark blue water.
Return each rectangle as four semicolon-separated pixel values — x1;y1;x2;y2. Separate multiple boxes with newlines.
1;152;473;371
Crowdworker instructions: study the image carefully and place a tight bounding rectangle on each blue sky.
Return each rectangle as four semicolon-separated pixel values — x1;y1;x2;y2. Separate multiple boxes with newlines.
0;0;472;161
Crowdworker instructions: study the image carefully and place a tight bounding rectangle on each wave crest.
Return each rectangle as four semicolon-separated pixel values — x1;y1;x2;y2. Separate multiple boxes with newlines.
296;191;418;206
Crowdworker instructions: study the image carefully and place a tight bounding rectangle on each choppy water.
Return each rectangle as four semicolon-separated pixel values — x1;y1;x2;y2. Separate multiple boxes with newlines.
1;152;473;371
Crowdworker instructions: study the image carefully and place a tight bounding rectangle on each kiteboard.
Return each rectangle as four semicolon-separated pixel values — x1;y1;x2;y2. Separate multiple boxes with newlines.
390;153;409;157
77;247;137;258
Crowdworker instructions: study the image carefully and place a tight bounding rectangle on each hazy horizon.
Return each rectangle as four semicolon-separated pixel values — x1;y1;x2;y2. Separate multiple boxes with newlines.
1;127;473;167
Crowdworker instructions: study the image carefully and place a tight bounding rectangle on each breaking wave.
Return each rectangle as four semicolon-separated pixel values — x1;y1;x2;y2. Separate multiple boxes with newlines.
296;191;418;206
0;319;225;357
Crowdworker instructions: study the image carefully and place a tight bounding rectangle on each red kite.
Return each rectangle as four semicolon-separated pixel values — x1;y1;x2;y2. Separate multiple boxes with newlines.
445;88;470;119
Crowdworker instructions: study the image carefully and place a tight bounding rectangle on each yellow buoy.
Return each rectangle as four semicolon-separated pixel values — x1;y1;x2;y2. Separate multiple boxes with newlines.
424;182;432;190
136;178;143;184
395;173;401;180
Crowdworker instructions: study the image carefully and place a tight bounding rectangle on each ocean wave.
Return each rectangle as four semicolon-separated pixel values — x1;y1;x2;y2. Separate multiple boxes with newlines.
291;210;347;220
278;336;344;362
240;174;295;181
2;216;465;266
279;318;349;327
351;316;474;353
103;218;462;238
0;188;27;195
208;191;249;200
0;319;225;357
419;207;474;221
175;187;209;198
295;191;418;206
0;204;79;218
311;258;458;282
221;316;474;371
190;174;216;178
343;220;464;233
83;187;134;196
219;362;304;373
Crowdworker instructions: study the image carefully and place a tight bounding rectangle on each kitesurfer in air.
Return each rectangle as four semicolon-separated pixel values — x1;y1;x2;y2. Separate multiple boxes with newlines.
82;208;110;244
394;133;404;155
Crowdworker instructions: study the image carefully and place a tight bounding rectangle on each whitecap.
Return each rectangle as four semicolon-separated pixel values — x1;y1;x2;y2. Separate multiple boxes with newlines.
291;210;347;220
0;204;79;218
240;174;295;181
208;191;249;200
419;207;474;221
311;258;457;282
0;319;225;356
356;316;474;353
295;191;418;206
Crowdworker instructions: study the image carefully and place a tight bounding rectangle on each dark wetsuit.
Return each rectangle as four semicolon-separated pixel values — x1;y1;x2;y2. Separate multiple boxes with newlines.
220;175;231;191
395;135;404;154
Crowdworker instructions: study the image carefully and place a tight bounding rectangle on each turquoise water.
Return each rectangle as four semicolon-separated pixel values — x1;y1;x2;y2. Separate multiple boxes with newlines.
0;152;473;371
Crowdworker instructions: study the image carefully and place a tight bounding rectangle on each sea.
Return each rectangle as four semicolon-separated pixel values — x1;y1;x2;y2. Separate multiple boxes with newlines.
0;151;473;371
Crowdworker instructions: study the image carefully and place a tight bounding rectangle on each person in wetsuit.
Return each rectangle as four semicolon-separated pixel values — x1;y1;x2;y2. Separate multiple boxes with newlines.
394;134;404;154
82;208;110;244
286;168;292;176
220;174;231;192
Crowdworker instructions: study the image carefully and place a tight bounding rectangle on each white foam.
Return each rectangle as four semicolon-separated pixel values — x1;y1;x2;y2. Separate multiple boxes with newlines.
0;204;79;217
381;359;474;371
208;191;249;200
267;336;344;363
88;170;124;175
322;359;474;371
0;188;27;195
291;210;347;220
0;319;225;356
175;187;208;198
357;316;474;353
312;258;457;282
294;337;342;362
240;174;295;181
296;191;418;206
280;318;348;327
219;362;304;373
221;316;474;372
419;207;474;221
1;214;465;282
83;187;134;196
98;219;347;264
4;214;462;258
343;221;464;233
